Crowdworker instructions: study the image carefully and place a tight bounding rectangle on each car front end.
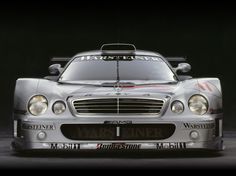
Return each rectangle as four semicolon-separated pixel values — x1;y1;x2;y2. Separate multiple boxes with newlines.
12;44;224;152
12;90;223;152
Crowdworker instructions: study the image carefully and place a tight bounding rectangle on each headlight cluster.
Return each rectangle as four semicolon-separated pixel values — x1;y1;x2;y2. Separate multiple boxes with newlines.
28;95;48;116
171;95;208;115
52;101;66;115
28;95;66;116
188;95;208;115
171;101;184;114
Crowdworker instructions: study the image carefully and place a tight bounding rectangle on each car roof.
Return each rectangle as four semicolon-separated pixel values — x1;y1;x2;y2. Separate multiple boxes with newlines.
73;49;164;58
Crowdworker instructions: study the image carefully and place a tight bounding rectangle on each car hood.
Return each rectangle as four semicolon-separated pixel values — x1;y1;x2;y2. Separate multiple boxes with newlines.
41;81;181;98
14;78;222;112
34;78;222;99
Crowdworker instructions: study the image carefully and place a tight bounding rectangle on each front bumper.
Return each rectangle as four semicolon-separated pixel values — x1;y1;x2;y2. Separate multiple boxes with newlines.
12;114;224;152
12;139;223;151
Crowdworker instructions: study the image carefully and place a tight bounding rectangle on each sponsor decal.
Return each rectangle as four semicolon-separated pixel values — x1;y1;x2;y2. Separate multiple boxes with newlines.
195;81;217;93
104;121;132;124
22;123;55;130
102;56;135;61
183;123;215;129
97;143;141;150
77;56;161;61
156;142;186;149
51;143;80;150
74;126;116;139
121;127;163;139
73;125;166;139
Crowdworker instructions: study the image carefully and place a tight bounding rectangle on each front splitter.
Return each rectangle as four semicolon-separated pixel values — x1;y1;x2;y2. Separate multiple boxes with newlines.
12;140;224;151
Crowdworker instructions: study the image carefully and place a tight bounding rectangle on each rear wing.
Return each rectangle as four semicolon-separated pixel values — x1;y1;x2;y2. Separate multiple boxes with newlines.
50;57;71;67
51;57;70;62
165;57;187;67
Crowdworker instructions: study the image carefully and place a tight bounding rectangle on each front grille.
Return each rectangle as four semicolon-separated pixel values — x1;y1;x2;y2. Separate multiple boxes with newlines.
72;98;164;114
61;124;175;140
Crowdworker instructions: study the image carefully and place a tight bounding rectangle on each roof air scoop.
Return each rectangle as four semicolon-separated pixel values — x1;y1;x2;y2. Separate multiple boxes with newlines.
101;43;136;56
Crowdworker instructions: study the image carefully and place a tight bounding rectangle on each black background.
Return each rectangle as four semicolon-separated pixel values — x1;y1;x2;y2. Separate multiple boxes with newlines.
0;1;236;131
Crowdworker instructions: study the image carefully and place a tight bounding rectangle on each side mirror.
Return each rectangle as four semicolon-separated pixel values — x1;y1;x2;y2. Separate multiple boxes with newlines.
48;64;62;75
175;63;191;73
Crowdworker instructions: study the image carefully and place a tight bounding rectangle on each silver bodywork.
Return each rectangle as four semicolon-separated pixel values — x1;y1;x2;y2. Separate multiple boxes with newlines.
12;49;223;152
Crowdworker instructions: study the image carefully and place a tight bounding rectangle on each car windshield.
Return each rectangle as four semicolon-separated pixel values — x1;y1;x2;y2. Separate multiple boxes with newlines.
59;55;177;84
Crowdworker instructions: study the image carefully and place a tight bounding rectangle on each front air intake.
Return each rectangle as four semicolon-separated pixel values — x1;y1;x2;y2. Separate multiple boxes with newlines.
61;124;175;140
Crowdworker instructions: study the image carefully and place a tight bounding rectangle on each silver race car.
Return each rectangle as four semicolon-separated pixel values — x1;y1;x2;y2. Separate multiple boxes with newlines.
12;43;223;152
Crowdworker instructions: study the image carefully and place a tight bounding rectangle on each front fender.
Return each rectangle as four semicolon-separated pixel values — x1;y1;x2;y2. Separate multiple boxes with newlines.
14;78;40;112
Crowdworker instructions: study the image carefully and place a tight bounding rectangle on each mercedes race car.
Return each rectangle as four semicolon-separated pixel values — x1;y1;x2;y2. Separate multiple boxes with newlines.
12;43;223;152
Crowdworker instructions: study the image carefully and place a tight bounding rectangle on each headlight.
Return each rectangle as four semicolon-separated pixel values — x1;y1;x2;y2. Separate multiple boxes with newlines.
171;101;184;114
52;101;66;115
188;95;208;115
28;95;48;116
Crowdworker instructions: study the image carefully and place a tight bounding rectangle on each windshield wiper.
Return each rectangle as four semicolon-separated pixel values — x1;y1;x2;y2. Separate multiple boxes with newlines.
136;81;178;86
101;82;136;87
58;81;101;86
